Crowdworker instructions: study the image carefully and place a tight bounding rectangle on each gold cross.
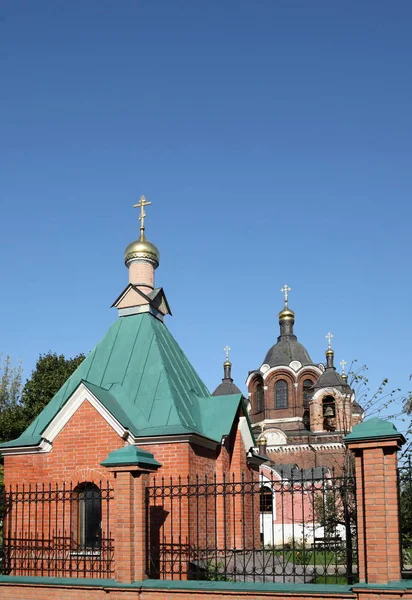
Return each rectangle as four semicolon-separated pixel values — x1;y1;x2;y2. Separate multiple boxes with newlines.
326;332;334;349
133;195;152;239
340;359;347;374
224;345;231;361
280;284;291;306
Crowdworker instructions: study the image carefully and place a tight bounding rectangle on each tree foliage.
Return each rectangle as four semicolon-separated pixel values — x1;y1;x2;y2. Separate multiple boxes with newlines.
21;352;85;426
0;351;85;448
0;354;24;444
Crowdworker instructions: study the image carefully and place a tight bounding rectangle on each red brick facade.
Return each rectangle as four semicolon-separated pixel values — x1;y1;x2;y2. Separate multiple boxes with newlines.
3;398;259;581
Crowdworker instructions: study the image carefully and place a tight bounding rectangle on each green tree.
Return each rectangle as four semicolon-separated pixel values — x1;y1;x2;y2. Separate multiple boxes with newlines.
21;352;85;426
0;354;24;444
0;354;24;491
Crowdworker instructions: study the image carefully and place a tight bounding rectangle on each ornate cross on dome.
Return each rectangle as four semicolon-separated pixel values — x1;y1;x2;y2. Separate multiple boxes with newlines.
280;284;291;307
326;332;334;349
133;195;152;240
340;359;347;374
224;345;231;362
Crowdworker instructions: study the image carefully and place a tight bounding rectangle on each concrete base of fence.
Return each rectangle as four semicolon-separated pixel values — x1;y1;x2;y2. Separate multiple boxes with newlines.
1;576;412;600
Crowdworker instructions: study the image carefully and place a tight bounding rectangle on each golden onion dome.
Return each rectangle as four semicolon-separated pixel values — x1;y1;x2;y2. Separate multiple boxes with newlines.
124;237;160;268
278;307;295;321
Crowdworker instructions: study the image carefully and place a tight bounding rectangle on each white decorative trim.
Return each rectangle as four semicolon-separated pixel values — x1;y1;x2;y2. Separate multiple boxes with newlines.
268;442;345;453
312;387;344;401
253;417;303;429
118;305;164;321
42;383;131;445
246;365;322;388
135;433;219;451
239;416;254;453
0;439;53;456
1;384;135;456
262;365;322;383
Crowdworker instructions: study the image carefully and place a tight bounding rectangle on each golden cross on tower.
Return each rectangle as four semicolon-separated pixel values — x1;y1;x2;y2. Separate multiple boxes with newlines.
280;284;291;307
326;332;334;349
340;359;347;374
133;195;152;240
224;345;231;362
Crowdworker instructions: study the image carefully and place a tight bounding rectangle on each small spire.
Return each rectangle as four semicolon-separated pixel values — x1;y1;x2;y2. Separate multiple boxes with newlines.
340;359;348;382
223;346;232;380
278;284;296;340
325;332;335;369
280;284;291;308
133;195;152;241
257;434;268;457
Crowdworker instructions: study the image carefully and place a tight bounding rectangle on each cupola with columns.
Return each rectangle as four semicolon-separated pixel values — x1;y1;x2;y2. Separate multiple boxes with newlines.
112;196;171;321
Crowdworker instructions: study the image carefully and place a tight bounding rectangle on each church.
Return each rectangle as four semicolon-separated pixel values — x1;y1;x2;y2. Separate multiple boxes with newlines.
0;196;366;578
1;196;363;483
0;196;262;489
213;286;364;471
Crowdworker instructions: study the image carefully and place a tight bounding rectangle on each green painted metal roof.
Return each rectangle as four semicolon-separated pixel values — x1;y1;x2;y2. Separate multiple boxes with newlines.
101;445;162;469
1;314;245;448
344;417;405;444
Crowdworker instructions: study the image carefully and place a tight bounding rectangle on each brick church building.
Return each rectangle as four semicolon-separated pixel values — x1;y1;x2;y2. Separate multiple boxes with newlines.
0;198;264;577
213;286;364;472
0;197;365;579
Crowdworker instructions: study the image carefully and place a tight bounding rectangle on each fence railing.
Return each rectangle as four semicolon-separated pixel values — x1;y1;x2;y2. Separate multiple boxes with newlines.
0;481;114;578
146;469;358;584
398;457;412;575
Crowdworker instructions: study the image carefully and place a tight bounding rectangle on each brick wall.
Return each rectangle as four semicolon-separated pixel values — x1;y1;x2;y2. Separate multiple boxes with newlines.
1;580;412;600
4;400;122;488
2;396;261;583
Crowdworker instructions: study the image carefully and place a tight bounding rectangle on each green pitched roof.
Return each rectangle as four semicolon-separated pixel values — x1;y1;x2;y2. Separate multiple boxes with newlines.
1;314;246;448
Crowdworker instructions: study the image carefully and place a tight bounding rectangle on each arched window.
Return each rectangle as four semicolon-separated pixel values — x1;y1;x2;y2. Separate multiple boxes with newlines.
74;482;102;550
275;380;288;409
260;485;273;513
322;395;336;432
302;379;313;408
256;384;264;413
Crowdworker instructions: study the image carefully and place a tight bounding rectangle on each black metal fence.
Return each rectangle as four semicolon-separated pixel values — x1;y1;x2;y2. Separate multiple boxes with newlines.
146;469;358;584
0;481;114;578
398;457;412;575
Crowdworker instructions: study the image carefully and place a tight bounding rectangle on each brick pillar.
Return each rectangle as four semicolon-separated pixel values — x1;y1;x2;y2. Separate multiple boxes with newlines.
101;445;161;583
108;469;149;582
345;418;405;585
309;397;323;432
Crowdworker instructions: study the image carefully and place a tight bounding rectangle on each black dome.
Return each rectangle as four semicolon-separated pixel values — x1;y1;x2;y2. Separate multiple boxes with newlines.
212;380;242;396
263;339;313;368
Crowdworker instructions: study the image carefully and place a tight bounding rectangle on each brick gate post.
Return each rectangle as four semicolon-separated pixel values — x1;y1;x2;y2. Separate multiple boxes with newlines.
345;417;405;585
101;445;161;583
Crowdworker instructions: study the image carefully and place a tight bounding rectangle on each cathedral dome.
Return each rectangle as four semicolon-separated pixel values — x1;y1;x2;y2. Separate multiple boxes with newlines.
263;339;312;368
124;238;160;268
263;285;313;368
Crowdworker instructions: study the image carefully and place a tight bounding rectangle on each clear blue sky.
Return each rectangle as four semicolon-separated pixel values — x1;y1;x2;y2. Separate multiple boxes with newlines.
1;1;411;431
